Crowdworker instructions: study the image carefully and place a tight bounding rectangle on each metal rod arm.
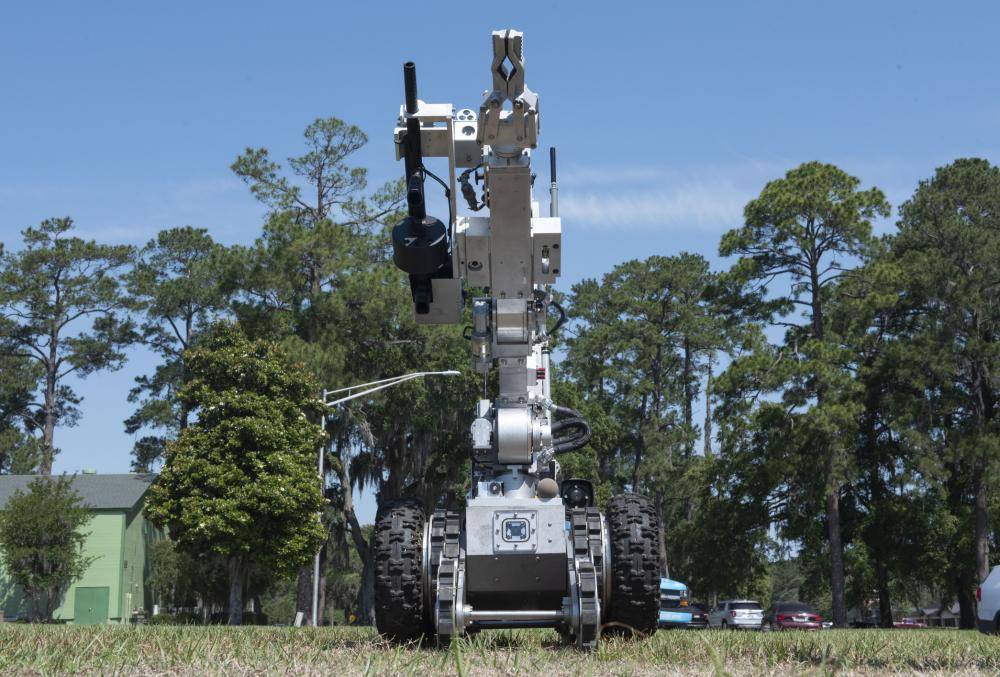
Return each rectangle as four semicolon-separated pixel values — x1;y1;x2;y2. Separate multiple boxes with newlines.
323;371;460;404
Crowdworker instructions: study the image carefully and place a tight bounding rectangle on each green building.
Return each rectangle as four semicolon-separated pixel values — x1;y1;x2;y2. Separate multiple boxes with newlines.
0;473;162;624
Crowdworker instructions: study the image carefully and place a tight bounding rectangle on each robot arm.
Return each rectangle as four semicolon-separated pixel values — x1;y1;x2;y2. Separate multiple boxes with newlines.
389;30;586;495
376;30;659;651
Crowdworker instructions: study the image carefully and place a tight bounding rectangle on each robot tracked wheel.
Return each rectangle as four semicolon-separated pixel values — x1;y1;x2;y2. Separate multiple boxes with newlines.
375;29;661;650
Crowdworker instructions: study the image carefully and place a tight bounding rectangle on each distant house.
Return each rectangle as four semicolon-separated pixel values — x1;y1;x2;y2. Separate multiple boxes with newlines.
915;603;961;628
0;473;162;624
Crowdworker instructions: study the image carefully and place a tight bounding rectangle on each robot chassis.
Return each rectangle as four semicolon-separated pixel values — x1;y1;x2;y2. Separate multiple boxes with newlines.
376;29;660;650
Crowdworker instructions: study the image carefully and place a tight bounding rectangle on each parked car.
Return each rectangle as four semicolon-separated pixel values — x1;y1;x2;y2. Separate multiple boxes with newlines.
853;613;927;629
658;578;693;628
687;602;710;629
977;565;1000;634
765;601;822;630
852;614;882;628
709;600;764;630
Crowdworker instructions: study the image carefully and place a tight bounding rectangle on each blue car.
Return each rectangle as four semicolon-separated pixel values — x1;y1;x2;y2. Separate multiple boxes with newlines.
659;578;693;628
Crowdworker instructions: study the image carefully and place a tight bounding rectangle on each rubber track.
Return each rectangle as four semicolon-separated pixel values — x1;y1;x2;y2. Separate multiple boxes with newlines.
434;511;461;644
605;494;660;636
567;508;601;649
374;498;426;643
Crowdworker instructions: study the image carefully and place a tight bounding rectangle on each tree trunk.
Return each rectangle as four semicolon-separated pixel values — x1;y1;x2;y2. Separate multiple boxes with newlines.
227;557;246;626
631;394;649;491
974;454;990;585
826;479;847;627
655;490;669;578
971;331;994;586
382;433;406;501
179;314;192;430
703;352;714;459
957;570;977;629
295;565;313;626
358;547;376;625
318;544;327;626
876;557;893;628
41;363;57;475
346;505;374;624
810;266;848;627
682;337;694;457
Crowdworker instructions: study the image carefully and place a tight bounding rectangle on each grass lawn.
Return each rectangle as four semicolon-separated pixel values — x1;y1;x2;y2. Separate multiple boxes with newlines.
1;625;998;675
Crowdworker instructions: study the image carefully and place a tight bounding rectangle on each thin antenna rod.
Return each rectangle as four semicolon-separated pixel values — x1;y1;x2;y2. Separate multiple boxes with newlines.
549;146;558;217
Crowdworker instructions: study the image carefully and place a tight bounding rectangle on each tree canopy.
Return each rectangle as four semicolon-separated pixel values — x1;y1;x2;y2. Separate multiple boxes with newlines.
0;218;136;473
0;475;94;621
144;323;327;625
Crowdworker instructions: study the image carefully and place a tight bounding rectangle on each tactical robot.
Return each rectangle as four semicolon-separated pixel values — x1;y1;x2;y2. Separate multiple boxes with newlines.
377;29;661;650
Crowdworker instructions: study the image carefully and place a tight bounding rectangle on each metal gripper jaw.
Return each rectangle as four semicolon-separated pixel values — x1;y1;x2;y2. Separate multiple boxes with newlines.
477;29;539;158
490;30;525;99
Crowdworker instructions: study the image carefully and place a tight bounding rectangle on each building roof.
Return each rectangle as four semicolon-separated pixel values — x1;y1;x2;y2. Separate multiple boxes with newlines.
0;473;157;511
918;602;961;617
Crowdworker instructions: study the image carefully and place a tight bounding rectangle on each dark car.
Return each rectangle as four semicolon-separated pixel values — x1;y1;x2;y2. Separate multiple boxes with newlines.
687;602;709;629
766;601;822;630
853;613;927;629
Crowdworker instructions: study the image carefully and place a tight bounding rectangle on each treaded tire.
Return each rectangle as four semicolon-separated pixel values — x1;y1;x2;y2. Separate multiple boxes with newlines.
605;494;660;637
374;498;427;644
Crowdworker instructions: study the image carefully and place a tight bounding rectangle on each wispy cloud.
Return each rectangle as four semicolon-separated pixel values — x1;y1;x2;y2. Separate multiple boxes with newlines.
557;158;790;232
0;176;265;247
561;182;747;232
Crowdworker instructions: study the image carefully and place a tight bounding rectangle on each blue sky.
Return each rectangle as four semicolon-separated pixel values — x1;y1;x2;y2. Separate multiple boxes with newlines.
2;2;998;522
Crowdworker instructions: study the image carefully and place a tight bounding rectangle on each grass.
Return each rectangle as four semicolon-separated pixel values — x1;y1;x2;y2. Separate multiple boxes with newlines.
1;625;998;675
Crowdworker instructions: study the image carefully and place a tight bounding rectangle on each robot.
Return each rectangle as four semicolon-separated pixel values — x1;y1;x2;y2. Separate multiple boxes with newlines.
376;29;660;650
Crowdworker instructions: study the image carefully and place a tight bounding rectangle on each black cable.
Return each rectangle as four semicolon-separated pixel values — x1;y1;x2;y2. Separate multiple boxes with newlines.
459;163;485;211
551;414;592;455
549;301;567;336
551;416;587;435
553;424;591;454
420;166;453;230
552;404;582;420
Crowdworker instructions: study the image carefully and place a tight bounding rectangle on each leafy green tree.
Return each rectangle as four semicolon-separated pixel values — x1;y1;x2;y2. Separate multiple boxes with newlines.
145;323;326;625
718;161;889;626
0;353;41;473
147;540;234;620
147;539;185;609
229;117;402;624
0;475;94;621
563;253;725;577
125;226;230;470
818;250;955;626
229;116;479;623
0;218;137;473
886;158;1000;626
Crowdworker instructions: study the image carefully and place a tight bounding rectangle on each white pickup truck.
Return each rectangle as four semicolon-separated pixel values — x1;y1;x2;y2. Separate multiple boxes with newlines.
978;566;1000;634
